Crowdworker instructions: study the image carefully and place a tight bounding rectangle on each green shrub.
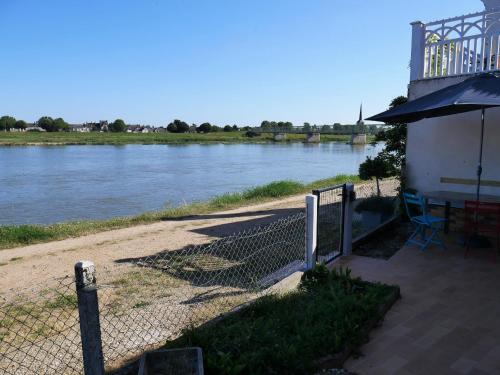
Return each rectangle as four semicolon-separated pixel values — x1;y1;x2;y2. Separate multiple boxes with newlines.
245;131;260;138
166;267;397;374
300;263;330;290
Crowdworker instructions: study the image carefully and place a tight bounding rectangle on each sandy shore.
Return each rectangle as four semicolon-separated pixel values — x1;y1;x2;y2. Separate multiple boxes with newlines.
0;194;306;292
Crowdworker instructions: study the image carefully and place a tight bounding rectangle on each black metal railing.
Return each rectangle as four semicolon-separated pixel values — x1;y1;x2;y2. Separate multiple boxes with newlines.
313;184;346;264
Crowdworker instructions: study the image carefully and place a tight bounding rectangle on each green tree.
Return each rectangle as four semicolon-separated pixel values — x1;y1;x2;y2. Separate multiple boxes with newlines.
14;120;27;130
197;122;212;133
53;118;69;131
374;96;409;170
232;125;238;131
167;119;189;133
223;125;232;132
0;116;16;131
37;116;57;132
167;123;177;133
359;155;396;197
110;119;126;132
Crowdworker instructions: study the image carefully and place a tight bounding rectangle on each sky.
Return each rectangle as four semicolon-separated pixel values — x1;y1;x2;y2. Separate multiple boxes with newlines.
0;0;482;126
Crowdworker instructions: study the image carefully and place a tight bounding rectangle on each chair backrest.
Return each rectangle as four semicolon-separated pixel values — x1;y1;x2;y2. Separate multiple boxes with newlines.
403;192;426;220
464;200;500;228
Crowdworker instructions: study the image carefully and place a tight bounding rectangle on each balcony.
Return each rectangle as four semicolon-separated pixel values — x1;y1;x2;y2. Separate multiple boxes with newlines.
410;5;500;81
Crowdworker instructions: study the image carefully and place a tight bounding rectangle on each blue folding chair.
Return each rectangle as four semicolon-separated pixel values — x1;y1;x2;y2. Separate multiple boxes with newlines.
403;192;447;251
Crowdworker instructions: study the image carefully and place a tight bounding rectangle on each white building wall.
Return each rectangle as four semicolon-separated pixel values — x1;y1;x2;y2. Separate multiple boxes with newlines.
406;76;500;197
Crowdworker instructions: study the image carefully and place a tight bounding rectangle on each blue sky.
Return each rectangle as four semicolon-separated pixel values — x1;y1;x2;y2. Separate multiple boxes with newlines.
0;0;481;126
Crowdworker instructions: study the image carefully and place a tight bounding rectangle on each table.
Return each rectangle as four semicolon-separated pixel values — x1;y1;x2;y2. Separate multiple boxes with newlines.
423;191;500;233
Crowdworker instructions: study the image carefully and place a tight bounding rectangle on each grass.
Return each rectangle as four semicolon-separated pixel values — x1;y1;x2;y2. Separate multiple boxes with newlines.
0;174;361;250
0;132;375;146
163;266;399;375
106;269;183;314
0;291;78;344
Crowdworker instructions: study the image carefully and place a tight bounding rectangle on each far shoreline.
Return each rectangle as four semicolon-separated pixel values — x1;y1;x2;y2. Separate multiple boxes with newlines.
0;132;376;146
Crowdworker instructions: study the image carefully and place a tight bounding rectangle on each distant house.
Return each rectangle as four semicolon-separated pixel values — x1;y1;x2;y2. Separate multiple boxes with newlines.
83;120;109;132
25;125;46;132
127;125;142;133
70;124;92;133
155;127;167;133
98;121;109;132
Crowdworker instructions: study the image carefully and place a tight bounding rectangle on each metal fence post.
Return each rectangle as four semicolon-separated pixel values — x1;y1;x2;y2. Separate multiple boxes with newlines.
306;194;318;269
75;261;105;375
342;184;354;256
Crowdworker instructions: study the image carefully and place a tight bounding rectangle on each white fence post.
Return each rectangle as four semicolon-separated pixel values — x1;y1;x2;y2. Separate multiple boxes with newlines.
342;184;354;256
410;21;426;81
75;261;105;375
305;194;318;269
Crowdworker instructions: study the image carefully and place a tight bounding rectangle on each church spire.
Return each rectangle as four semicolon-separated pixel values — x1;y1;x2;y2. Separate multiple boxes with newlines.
357;103;364;126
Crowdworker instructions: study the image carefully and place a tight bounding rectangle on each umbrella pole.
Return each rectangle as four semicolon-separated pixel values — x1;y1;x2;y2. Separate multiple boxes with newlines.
476;107;485;203
469;107;491;249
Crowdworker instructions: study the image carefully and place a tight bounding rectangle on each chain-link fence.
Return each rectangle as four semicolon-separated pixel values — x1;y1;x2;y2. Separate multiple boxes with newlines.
97;212;307;371
0;180;399;375
0;277;82;375
352;179;400;242
0;213;307;374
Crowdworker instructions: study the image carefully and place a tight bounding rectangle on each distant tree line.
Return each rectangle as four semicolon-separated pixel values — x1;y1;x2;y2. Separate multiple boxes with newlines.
258;121;380;135
0;115;132;133
261;121;294;131
37;117;70;132
166;119;241;134
1;115;380;135
0;116;27;131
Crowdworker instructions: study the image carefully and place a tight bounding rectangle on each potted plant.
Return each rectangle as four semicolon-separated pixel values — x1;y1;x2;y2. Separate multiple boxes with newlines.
355;196;396;229
357;155;397;229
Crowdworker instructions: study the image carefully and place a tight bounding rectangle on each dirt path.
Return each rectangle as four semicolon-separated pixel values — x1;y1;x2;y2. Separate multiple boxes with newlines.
0;195;306;292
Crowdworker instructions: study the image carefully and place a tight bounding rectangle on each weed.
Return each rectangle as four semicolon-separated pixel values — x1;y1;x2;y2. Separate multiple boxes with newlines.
166;266;397;375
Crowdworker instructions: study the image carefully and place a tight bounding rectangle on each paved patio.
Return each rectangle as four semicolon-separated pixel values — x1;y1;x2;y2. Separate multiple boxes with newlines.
336;239;500;375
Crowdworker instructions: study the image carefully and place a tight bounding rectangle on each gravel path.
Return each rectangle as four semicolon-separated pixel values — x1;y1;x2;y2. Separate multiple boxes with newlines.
0;195;306;374
0;195;305;292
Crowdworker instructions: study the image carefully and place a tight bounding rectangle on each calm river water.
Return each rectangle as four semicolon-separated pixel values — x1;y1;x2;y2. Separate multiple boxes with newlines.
0;143;383;225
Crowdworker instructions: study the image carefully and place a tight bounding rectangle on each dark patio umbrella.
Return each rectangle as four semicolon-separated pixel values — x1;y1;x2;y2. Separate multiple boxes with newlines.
367;73;500;201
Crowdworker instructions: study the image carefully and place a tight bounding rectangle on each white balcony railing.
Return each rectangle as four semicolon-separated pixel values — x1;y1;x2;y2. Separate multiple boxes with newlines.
410;7;500;80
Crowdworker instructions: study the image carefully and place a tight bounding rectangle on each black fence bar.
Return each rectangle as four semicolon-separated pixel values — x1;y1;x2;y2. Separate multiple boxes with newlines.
312;184;346;264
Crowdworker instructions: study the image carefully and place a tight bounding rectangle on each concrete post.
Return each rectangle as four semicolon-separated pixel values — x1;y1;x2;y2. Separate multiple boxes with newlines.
305;194;318;269
410;21;426;81
342;184;354;256
273;132;286;142
75;261;105;375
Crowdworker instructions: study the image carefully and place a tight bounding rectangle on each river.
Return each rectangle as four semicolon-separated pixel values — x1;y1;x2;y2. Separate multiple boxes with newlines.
0;143;383;225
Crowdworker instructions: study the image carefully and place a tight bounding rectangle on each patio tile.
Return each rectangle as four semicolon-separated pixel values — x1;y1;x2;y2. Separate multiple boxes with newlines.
375;354;408;374
339;239;500;375
466;369;492;375
450;358;479;374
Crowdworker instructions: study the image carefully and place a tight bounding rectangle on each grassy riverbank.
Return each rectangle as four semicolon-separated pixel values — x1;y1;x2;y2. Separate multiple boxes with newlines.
0;132;375;146
0;175;360;250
